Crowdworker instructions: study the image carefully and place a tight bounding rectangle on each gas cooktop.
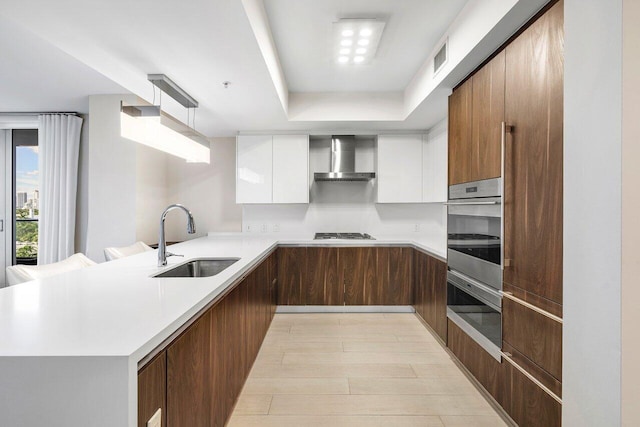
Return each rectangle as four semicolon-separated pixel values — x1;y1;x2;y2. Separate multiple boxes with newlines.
314;232;375;240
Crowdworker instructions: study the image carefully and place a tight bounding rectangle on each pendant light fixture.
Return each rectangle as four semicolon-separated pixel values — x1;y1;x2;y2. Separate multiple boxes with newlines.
120;74;210;163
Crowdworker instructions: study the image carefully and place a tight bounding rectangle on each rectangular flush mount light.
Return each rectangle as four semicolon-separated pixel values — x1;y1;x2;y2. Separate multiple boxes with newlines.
121;104;210;163
333;19;386;65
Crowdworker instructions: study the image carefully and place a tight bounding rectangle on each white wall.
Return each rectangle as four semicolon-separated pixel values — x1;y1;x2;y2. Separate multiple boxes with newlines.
564;1;622;425
621;0;640;424
165;137;242;242
83;95;171;262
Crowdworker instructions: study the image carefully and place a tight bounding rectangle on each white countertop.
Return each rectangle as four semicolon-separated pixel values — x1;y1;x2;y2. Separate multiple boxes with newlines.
0;233;445;361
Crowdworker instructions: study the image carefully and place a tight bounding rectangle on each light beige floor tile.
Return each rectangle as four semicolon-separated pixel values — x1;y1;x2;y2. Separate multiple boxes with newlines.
411;364;469;379
250;363;417;378
262;342;344;353
283;351;451;365
343;341;443;353
233;394;272;415
289;324;426;336
349;377;477;395
242;378;349;395
264;333;399;343
269;394;497;416
253;352;283;364
228;415;445;427
440;415;509;426
396;333;440;343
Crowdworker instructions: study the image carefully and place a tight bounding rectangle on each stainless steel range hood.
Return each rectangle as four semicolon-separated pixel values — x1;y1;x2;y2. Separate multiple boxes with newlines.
314;135;376;182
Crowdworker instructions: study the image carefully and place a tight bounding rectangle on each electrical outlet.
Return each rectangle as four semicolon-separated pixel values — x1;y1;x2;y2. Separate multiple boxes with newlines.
273;223;280;232
261;223;268;233
245;224;252;232
414;223;420;232
147;408;161;427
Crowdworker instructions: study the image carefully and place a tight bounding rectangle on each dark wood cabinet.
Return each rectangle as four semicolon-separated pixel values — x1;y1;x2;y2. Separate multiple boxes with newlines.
447;320;509;409
448;77;473;185
471;50;505;181
277;247;306;305
339;247;377;305
306;247;341;305
167;311;213;427
503;0;564;305
413;250;447;341
377;247;413;305
502;297;563;383
137;352;166;427
505;360;562;427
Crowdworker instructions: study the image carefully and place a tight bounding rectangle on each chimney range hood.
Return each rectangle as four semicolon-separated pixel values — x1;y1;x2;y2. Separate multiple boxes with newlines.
314;135;375;182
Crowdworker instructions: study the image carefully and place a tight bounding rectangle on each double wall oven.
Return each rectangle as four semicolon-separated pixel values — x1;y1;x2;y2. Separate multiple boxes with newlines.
446;177;503;360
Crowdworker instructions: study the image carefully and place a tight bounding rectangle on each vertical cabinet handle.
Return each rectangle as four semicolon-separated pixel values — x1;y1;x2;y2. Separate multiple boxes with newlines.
0;219;3;232
500;122;512;271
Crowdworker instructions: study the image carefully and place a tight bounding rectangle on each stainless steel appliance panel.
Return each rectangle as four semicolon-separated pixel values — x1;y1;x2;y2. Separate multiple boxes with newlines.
449;177;502;200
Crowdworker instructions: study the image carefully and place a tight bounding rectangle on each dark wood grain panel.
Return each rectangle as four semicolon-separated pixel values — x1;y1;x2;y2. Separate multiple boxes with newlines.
138;352;166;427
413;249;426;320
210;299;227;427
505;360;562;427
380;247;413;305
224;285;247;414
277;247;306;305
167;311;213;427
448;78;473;185
503;342;562;398
503;297;562;381
504;0;564;304
471;50;505;181
269;253;278;317
428;256;448;342
503;283;563;318
447;319;508;408
306;247;341;305
339;247;377;305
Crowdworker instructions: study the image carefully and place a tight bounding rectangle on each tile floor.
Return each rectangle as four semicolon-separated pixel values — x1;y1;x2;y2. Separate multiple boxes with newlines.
228;313;508;427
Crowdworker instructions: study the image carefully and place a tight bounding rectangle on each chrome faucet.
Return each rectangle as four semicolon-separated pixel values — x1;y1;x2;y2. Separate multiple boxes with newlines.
158;204;196;267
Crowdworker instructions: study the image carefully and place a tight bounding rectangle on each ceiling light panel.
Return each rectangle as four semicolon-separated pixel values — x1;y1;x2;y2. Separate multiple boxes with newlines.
333;19;385;66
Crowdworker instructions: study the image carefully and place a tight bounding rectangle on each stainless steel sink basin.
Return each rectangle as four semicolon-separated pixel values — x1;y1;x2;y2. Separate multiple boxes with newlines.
153;258;240;278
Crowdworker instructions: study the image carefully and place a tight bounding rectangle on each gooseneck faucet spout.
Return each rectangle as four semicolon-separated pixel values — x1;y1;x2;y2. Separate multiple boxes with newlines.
158;204;196;267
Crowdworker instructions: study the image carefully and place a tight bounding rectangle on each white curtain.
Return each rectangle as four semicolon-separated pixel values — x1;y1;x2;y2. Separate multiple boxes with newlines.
37;114;83;265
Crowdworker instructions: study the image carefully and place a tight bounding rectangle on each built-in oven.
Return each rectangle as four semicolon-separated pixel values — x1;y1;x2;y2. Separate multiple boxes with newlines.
446;177;503;361
446;178;502;290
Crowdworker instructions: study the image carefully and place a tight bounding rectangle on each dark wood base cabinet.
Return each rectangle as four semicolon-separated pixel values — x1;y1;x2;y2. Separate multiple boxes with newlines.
413;250;447;341
138;252;277;427
277;246;414;306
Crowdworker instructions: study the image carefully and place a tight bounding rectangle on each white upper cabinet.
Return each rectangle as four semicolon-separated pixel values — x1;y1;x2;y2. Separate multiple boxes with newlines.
236;134;309;204
236;135;273;204
422;122;448;203
377;135;423;203
272;135;309;204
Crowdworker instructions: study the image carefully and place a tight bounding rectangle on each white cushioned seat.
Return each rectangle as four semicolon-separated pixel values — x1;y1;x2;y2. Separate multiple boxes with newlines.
104;241;153;262
6;253;97;286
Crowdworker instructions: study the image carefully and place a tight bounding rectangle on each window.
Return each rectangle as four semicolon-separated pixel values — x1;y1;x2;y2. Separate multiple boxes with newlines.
13;129;39;265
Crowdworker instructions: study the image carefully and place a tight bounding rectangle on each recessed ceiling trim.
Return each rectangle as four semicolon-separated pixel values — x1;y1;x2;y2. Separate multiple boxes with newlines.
241;0;289;115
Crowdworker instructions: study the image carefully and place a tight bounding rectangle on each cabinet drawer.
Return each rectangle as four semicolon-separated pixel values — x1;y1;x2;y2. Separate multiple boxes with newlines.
502;294;562;382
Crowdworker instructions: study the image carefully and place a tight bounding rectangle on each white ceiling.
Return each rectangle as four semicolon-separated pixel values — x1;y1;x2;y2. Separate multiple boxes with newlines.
264;0;467;92
0;14;126;113
0;0;549;136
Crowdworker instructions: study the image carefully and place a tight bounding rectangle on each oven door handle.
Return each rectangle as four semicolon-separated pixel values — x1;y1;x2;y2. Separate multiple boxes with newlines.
444;201;501;206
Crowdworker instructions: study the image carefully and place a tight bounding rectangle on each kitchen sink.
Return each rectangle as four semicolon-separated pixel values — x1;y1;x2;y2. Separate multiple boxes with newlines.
153;258;240;278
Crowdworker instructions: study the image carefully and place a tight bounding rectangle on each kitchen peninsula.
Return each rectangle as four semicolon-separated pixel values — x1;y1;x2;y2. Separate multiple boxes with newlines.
0;234;445;427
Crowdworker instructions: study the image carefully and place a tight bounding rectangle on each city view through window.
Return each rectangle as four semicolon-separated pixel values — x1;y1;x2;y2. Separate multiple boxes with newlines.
15;139;39;264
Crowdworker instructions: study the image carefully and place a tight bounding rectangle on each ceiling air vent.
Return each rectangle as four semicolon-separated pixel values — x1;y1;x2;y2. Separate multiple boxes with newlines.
433;39;448;76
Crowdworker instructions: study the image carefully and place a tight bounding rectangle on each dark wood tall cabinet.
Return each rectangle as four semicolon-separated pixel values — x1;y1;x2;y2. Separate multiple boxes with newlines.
448;78;473;185
413;250;447;342
503;0;564;306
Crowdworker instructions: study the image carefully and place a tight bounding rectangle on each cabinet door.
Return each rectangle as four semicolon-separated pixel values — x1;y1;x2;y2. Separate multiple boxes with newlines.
272;135;309;204
448;78;473;185
167;311;213;427
236;135;273;204
339;247;377;305
306;247;341;305
377;135;423;203
413;250;426;319
422;126;448;202
427;256;447;341
471;50;505;182
378;247;413;305
138;352;166;427
504;0;563;304
277;247;306;305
